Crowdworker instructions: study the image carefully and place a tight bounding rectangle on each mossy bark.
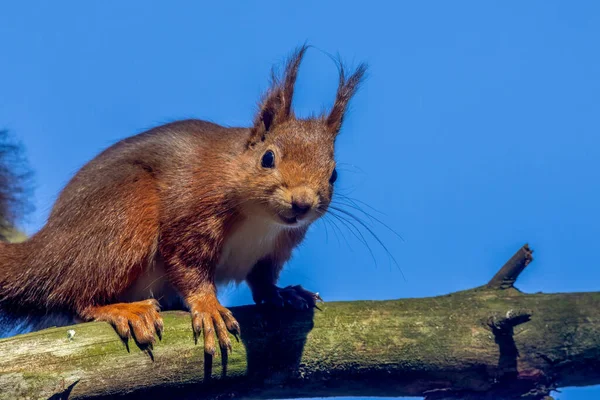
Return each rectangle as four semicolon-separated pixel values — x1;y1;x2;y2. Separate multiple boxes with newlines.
1;286;599;400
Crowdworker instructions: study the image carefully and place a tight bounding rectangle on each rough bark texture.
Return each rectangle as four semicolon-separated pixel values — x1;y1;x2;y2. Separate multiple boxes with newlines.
0;245;599;400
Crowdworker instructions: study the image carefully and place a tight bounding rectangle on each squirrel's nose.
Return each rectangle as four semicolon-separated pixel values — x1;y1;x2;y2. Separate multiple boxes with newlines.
291;199;312;215
291;189;315;216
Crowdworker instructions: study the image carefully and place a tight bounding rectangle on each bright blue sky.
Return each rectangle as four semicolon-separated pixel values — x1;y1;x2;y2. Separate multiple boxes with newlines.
1;2;598;399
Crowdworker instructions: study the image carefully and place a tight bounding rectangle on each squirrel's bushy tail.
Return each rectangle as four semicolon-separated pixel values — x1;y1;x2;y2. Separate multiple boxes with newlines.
0;130;34;337
0;130;31;240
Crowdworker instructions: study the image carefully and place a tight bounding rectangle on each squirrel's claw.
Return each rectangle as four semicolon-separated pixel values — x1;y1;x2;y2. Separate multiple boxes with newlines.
190;296;240;361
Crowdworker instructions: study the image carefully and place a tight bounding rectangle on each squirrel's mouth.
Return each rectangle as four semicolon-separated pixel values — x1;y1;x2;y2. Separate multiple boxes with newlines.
279;214;298;225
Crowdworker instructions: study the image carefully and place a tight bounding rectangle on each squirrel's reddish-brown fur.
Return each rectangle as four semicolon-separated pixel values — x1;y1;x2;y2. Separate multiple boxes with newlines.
0;45;366;358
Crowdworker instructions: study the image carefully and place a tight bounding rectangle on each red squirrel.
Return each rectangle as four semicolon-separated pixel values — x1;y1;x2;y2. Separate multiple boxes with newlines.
0;45;366;357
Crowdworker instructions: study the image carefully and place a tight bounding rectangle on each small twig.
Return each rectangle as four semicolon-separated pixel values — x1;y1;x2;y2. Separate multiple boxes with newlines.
487;244;534;290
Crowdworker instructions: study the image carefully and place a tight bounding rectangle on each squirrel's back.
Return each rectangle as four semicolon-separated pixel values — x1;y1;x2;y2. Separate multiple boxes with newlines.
47;120;247;220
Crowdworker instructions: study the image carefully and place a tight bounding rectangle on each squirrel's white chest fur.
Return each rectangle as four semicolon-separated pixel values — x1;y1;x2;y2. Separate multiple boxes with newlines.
215;217;282;284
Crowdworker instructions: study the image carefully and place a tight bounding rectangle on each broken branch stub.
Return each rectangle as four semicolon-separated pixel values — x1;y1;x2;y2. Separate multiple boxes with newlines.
487;244;534;290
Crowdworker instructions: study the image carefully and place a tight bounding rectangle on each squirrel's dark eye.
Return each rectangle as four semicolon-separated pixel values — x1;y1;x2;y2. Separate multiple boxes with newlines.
261;150;275;169
329;168;338;184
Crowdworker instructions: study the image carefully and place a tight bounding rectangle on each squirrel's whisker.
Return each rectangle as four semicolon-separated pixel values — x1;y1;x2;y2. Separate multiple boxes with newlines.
325;206;405;278
326;211;377;265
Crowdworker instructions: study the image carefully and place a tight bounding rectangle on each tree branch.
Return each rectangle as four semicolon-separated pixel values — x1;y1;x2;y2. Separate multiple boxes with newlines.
1;246;599;400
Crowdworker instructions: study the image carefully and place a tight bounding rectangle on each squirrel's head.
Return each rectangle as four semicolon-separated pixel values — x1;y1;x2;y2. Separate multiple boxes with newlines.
240;45;366;229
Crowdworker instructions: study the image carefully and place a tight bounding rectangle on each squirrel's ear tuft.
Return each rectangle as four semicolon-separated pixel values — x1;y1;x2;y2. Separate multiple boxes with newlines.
326;62;368;136
248;44;309;147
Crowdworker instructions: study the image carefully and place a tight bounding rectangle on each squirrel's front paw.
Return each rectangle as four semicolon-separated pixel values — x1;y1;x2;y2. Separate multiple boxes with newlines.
189;295;240;356
257;284;323;310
